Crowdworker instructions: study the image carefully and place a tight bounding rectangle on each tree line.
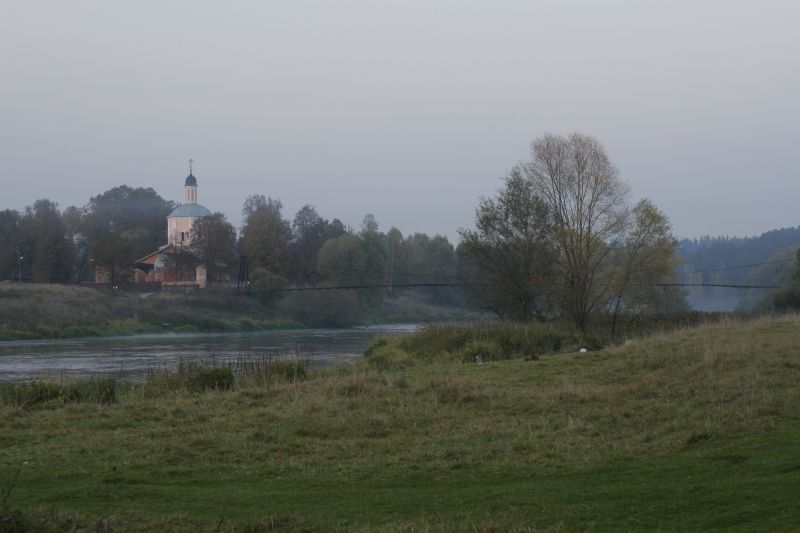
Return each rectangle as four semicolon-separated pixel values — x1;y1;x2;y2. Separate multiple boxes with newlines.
0;186;464;307
0;132;689;332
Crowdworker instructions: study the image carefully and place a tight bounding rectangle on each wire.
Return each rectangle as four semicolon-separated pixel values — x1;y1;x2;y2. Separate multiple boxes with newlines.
242;280;788;295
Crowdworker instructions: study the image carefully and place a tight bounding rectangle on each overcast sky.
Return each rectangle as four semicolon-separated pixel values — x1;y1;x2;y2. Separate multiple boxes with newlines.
1;1;798;242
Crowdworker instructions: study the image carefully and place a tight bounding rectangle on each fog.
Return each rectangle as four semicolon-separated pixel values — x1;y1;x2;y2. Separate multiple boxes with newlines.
1;0;798;241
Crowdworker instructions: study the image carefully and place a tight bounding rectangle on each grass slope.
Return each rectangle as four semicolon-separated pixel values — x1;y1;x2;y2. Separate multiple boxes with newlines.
1;316;799;530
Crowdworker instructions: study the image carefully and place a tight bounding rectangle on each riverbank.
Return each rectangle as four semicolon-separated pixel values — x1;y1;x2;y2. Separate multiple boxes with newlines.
0;284;486;341
1;315;798;530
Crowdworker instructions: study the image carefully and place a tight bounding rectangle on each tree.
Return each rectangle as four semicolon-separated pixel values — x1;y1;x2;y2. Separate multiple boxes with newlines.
191;212;237;284
81;186;174;283
459;167;557;320
317;234;367;286
385;227;408;291
523;133;630;332
18;199;75;283
242;195;283;227
361;213;379;234
359;214;387;306
241;196;292;276
0;210;21;280
461;133;679;331
291;205;336;285
606;199;684;335
770;249;800;311
250;267;287;307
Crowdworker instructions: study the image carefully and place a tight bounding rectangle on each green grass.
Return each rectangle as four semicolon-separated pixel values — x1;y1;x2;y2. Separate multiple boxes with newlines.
1;315;799;530
0;284;304;340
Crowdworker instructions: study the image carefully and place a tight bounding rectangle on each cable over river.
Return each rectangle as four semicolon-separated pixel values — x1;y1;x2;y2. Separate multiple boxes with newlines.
0;324;419;382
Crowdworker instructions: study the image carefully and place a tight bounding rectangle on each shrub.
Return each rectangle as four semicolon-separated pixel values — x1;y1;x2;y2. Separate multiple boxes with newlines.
189;367;234;392
147;361;235;393
230;356;308;386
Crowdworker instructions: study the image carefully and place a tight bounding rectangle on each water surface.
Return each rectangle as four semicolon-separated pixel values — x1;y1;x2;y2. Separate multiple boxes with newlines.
0;324;418;381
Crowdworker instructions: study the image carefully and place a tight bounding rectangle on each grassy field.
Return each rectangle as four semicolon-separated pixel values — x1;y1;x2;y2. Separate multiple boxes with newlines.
1;316;799;530
0;284;303;341
0;284;487;340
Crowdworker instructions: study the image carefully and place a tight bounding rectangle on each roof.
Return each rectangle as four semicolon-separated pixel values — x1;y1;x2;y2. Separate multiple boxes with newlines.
185;173;198;187
134;244;199;266
168;203;212;218
134;244;174;265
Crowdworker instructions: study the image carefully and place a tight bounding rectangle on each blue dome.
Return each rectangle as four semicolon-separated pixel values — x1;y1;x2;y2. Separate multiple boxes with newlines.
185;174;198;187
168;203;212;218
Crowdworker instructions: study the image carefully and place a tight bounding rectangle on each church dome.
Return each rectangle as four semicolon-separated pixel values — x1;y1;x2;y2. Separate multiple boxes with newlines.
185;174;198;187
168;203;212;218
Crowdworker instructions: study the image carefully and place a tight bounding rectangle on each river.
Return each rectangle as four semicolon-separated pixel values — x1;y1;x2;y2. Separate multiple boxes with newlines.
0;324;419;382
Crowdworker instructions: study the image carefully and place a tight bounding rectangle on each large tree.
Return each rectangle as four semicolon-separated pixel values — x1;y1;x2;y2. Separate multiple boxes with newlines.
191;212;237;284
18;200;75;283
316;234;368;286
290;205;345;285
462;133;680;332
81;186;174;283
523;133;630;332
241;195;292;276
459;167;557;320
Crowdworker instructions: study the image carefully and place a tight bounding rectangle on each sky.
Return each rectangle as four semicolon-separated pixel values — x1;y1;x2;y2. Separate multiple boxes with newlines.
1;0;798;243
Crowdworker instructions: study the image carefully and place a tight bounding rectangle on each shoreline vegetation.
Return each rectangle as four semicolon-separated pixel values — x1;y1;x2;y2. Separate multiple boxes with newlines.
1;314;799;529
0;284;490;342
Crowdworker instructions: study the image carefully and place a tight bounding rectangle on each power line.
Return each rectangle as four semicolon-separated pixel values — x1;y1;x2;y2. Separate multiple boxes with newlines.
248;282;487;294
243;280;787;295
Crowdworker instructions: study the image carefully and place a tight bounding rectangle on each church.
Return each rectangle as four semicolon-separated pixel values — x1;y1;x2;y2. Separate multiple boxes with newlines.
132;168;213;289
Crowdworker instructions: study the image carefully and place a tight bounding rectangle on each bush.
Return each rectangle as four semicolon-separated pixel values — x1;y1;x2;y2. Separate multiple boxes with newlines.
146;361;234;393
189;367;234;392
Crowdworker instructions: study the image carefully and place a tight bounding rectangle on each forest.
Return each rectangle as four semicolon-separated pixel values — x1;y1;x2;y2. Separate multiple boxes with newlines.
0;185;474;329
677;227;800;311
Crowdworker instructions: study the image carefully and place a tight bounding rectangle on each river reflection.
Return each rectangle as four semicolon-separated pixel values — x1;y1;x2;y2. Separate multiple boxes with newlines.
0;324;419;381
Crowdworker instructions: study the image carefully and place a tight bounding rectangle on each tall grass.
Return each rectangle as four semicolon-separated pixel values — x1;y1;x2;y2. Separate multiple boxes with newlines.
143;355;309;395
0;376;117;408
364;321;575;367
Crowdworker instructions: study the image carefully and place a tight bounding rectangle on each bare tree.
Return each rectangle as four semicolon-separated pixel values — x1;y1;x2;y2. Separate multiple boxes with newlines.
524;133;629;333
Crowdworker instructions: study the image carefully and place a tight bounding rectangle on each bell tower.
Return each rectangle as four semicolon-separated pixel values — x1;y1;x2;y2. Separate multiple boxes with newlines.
184;158;198;204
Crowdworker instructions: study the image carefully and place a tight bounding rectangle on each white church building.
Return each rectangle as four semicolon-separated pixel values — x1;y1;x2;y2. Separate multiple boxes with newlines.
133;169;213;288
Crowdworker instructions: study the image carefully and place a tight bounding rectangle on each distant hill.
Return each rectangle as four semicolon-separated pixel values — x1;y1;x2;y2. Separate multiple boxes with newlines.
677;226;800;311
